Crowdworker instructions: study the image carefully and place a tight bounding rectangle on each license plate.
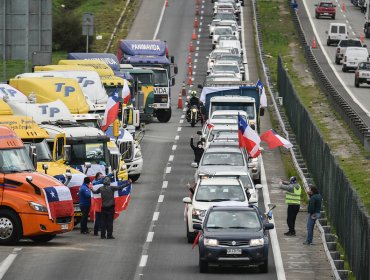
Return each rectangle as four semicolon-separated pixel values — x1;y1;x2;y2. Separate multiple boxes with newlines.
227;248;242;254
75;212;82;217
61;224;68;230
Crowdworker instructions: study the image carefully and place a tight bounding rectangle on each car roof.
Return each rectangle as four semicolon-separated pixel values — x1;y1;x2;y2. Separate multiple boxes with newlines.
204;146;242;153
199;177;241;185
209;203;257;211
213;60;239;66
211;110;247;116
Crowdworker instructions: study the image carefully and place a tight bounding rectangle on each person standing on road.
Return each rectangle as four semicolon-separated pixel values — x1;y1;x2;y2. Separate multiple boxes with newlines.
91;176;132;239
92;172;104;236
280;176;302;236
303;186;322;245
78;177;92;234
190;136;204;166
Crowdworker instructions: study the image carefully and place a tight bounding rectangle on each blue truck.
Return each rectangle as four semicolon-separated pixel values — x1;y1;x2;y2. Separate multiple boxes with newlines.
117;40;178;123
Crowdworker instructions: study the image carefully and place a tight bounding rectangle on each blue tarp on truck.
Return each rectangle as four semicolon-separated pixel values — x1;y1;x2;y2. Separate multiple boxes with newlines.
117;40;170;65
67;52;132;80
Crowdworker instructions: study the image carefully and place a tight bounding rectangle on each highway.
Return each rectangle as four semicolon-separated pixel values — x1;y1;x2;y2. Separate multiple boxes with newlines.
2;0;281;279
301;0;370;117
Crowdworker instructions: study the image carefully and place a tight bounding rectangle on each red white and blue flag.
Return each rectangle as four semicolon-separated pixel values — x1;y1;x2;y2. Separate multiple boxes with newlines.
101;88;120;132
43;186;74;220
122;79;131;104
91;180;132;214
260;129;293;149
238;114;261;158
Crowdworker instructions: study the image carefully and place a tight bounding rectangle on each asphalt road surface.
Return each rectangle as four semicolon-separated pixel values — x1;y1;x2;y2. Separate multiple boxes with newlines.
2;1;278;279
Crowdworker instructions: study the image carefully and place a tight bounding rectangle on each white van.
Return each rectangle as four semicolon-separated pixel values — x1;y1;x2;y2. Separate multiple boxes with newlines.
326;23;347;46
342;47;370;72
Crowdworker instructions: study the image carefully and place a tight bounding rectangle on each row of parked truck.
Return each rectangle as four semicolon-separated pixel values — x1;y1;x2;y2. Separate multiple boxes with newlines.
0;39;178;244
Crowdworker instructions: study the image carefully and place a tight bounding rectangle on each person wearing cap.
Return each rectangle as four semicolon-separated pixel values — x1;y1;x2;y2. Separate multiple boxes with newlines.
280;176;302;236
91;176;132;239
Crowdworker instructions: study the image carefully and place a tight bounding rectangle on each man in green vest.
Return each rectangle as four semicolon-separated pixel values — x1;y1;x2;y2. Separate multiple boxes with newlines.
280;176;302;236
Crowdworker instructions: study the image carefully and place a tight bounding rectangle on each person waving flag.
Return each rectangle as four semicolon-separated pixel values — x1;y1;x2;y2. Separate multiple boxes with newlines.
238;114;261;158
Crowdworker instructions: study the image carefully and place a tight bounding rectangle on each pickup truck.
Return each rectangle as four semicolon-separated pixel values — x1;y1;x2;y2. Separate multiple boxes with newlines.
335;39;365;65
315;2;336;19
354;62;370;88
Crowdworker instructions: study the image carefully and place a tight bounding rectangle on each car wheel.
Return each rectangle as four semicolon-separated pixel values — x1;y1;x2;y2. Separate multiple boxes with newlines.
186;221;194;244
199;258;208;273
29;234;56;243
355;78;360;88
342;66;347;72
315;13;319;19
129;174;140;182
0;210;22;245
332;14;335;19
259;260;268;273
327;39;331;46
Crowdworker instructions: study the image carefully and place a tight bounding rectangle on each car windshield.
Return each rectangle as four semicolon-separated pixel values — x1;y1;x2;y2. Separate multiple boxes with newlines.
201;152;244;166
215;28;232;35
0;147;35;173
212;65;239;73
195;184;245;202
212;114;245;120
70;142;107;165
76;119;100;129
217;55;241;62
206;210;261;229
23;139;52;162
214;13;236;21
208;129;237;141
152;69;168;87
239;175;254;189
211;102;255;119
359;63;370;70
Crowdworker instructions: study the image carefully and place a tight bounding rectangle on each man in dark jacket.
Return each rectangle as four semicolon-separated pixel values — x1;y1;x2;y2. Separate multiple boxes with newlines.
78;177;92;234
91;177;132;239
190;136;204;166
303;186;322;245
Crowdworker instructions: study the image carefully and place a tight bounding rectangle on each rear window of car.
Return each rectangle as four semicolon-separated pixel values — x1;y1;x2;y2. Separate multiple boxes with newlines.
348;40;362;47
201;152;244;166
339;26;346;34
206;210;262;230
320;2;334;7
359;63;370;70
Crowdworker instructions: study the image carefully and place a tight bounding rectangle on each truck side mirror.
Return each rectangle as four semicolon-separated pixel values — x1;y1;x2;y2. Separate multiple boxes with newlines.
109;151;119;172
172;77;176;86
84;162;92;174
29;145;37;169
42;164;49;174
171;56;175;64
260;107;265;116
133;110;140;127
197;84;204;89
174;65;178;74
63;145;71;163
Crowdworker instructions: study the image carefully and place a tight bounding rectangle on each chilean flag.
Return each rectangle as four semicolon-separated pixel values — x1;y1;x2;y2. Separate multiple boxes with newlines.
238;114;261;158
43;186;74;220
122;79;131;104
91;180;132;214
260;129;293;149
101;88;120;132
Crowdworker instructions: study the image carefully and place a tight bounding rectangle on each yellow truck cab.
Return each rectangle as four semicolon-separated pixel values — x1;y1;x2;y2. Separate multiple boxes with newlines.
0;100;12;115
0;116;86;223
9;77;90;114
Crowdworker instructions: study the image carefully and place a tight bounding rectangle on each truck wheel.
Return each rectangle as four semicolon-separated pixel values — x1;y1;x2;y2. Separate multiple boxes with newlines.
199;258;208;273
355;78;360;88
0;210;22;245
156;109;172;123
129;174;141;182
29;234;56;243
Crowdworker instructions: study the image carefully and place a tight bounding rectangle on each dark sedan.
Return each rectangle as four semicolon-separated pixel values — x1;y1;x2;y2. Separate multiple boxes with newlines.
194;204;274;273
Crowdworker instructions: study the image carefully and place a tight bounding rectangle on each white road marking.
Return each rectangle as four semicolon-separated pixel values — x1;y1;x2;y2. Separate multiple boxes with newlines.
180;119;184;123
172;145;177;150
261;160;286;280
194;59;198;63
194;65;197;69
200;16;203;20
152;212;160;221
166;167;171;174
177;127;182;132
193;71;196;75
0;248;22;279
199;22;202;26
302;0;370;116
162;181;168;189
153;1;166;40
175;135;179;140
198;28;202;33
169;155;174;162
196;46;199;51
181;114;185;118
146;232;154;242
352;31;356;36
158;195;164;203
240;6;249;81
195;53;199;57
139;255;148;267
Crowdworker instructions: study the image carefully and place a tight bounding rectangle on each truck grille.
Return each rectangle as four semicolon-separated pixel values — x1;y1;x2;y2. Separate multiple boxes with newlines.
56;216;72;224
154;94;168;103
120;141;134;161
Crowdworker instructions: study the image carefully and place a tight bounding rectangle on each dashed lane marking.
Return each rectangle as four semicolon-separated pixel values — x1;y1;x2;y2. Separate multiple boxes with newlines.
139;255;148;267
175;135;179;140
166;167;171;174
180;119;184;123
162;181;168;189
177;127;182;131
0;248;22;279
152;212;160;221
146;232;154;242
158;195;164;203
169;155;174;162
172;144;177;150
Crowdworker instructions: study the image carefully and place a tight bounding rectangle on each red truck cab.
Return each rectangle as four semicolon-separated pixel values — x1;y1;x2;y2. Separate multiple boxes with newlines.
315;2;336;19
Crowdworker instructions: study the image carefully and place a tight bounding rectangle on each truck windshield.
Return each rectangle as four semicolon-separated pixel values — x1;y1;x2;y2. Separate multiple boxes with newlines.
23;139;52;162
131;73;153;85
75;120;100;129
70;142;107;165
0;148;35;173
211;102;255;120
152;70;168;87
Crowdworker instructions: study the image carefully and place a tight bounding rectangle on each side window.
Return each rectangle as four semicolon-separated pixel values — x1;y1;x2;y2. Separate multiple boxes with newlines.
55;138;64;160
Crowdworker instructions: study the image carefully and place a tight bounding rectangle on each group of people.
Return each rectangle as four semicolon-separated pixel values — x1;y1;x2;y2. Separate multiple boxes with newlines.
280;176;322;245
78;173;132;239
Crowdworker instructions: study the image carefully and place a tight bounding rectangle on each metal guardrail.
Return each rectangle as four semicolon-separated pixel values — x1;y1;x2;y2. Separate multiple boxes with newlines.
251;0;344;279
